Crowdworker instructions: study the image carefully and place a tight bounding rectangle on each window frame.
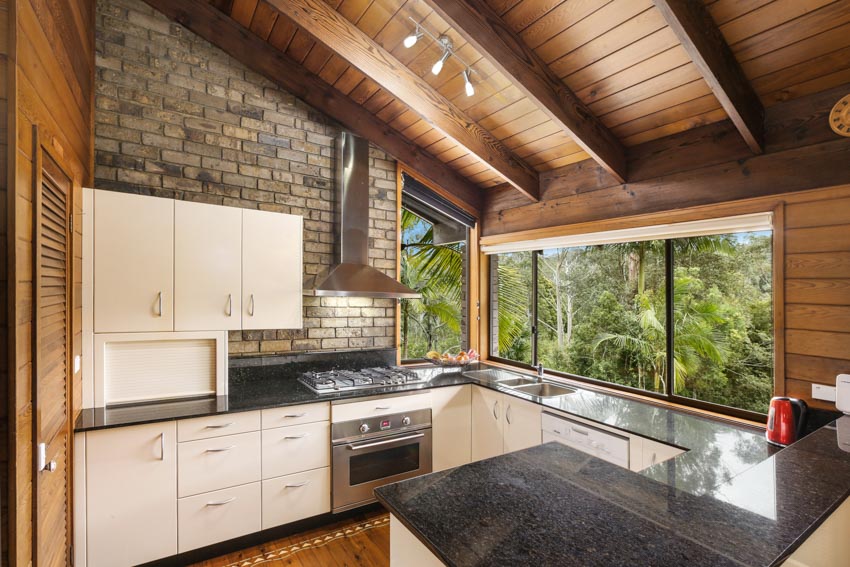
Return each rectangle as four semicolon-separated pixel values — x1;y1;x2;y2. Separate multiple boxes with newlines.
488;218;779;423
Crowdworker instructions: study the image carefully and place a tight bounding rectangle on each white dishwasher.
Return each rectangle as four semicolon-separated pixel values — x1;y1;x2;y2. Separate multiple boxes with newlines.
542;412;630;469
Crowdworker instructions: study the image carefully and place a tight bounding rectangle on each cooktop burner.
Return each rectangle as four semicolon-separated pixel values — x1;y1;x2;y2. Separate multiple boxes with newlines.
299;366;425;393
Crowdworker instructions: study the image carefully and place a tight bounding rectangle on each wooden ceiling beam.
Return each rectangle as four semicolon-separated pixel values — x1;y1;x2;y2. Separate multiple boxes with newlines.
424;0;627;183
265;0;540;202
653;0;765;154
141;0;483;216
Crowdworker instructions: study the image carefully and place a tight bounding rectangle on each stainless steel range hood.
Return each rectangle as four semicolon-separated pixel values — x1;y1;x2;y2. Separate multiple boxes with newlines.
304;132;420;299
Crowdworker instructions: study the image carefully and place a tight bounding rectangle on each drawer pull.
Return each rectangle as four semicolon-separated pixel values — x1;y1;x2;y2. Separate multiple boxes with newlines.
205;497;236;507
571;427;589;436
204;422;234;429
284;413;307;418
375;405;391;410
285;481;311;488
283;434;308;440
205;445;236;453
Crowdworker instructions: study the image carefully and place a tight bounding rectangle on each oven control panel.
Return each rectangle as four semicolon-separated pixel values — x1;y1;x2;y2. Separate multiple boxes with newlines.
332;408;432;444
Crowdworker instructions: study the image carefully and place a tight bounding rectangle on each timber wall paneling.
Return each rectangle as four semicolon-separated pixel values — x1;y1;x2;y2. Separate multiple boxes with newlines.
6;0;93;565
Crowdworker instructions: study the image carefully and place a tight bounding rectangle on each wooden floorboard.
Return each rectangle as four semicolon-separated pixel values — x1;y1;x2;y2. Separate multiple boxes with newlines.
191;510;390;567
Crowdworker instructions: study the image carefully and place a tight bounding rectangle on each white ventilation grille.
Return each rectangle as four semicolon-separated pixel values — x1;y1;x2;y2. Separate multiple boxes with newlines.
103;338;217;405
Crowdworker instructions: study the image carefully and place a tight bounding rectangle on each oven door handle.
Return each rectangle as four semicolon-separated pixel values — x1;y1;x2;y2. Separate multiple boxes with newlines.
346;433;425;451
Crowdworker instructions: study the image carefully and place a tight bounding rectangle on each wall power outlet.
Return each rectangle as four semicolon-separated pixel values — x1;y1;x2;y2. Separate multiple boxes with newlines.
812;383;837;402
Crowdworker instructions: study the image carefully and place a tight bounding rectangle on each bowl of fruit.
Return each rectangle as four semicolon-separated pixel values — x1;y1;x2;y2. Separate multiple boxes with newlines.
425;349;479;368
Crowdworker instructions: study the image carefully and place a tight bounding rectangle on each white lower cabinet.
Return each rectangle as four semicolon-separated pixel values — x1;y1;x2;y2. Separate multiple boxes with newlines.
178;482;262;552
178;431;261;497
262;421;330;478
471;387;541;461
471;386;504;461
431;385;472;471
85;422;177;567
262;467;331;529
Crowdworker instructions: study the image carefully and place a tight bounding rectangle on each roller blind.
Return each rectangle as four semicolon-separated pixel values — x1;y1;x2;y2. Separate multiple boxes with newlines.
481;212;773;255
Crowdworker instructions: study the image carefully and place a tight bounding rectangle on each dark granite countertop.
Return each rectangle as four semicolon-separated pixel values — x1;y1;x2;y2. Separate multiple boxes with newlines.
376;419;850;567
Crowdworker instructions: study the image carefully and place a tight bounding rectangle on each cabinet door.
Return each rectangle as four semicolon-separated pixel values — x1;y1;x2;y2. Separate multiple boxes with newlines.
175;200;242;331
242;209;302;330
642;439;685;469
432;385;472;471
471;387;504;461
94;190;174;332
504;397;542;454
86;422;177;567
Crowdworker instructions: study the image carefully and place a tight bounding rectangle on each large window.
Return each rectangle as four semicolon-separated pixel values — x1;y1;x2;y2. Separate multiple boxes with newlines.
490;217;774;418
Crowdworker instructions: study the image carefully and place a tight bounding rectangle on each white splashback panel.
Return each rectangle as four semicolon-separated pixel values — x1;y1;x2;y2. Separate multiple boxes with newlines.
94;331;227;406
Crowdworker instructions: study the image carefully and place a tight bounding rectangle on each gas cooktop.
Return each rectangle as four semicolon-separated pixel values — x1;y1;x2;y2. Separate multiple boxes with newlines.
298;366;426;393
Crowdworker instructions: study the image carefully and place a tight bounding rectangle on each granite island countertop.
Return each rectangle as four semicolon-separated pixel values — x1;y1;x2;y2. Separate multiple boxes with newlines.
376;420;850;567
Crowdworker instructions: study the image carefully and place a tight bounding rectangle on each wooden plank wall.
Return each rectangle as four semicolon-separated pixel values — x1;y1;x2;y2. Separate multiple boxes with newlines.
1;0;9;564
7;0;92;564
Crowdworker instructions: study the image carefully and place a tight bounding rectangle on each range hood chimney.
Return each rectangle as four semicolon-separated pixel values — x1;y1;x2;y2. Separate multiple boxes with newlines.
304;132;420;299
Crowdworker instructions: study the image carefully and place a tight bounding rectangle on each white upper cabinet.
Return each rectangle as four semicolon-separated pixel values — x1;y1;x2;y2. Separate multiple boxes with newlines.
174;201;242;331
94;190;174;333
242;208;302;330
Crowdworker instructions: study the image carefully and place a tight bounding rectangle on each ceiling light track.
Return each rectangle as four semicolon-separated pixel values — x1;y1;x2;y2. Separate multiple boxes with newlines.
404;17;476;97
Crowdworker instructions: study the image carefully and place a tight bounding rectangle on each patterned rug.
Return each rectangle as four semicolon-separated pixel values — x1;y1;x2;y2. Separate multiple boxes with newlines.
223;514;391;566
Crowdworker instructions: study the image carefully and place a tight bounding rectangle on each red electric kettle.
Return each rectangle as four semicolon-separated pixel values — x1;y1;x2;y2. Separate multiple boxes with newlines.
766;397;807;447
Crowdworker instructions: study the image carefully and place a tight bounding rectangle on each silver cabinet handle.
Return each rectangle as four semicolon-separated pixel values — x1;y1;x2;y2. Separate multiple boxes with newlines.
205;497;236;506
204;422;234;429
156;291;163;317
249;294;255;316
205;445;236;453
571;427;589;436
506;405;512;425
159;432;165;461
492;401;499;421
226;293;233;317
375;405;391;410
284;413;307;418
347;433;424;451
285;481;310;488
283;434;308;440
651;452;657;465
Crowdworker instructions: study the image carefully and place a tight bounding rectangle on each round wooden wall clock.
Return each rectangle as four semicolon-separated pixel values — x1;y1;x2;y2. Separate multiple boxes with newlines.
830;94;850;137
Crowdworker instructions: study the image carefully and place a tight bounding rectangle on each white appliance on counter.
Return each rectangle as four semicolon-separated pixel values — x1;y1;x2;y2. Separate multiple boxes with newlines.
837;374;850;414
542;412;630;468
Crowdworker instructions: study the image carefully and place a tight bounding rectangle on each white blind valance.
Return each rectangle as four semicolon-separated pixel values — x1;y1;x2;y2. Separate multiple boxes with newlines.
481;212;774;255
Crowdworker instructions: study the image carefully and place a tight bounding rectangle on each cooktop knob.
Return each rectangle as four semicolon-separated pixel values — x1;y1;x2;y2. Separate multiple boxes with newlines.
402;416;411;426
360;423;370;434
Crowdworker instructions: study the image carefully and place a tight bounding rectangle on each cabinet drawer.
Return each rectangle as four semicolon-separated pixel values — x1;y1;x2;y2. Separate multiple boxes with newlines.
178;482;261;553
262;402;329;429
332;392;431;423
262;467;331;529
178;431;261;497
177;411;260;442
262;421;329;479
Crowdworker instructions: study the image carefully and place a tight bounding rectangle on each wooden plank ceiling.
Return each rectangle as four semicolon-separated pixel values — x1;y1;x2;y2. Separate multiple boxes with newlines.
206;0;850;203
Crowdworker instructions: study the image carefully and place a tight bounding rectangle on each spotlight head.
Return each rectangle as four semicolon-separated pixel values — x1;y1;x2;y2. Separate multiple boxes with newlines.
432;50;450;75
463;69;475;97
403;28;422;48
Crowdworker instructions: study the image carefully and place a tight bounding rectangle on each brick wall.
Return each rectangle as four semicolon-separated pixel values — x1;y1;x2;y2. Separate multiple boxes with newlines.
94;0;397;356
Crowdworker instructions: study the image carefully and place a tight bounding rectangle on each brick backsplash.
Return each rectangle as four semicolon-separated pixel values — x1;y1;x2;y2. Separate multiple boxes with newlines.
94;0;397;356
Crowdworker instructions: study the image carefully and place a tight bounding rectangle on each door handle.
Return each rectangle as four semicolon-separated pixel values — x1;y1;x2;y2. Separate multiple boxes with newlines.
283;434;308;440
506;405;512;425
37;442;57;472
347;433;425;451
492;401;499;421
284;413;307;418
159;432;166;460
249;294;255;317
204;422;233;429
204;445;236;453
156;291;163;317
226;293;233;317
285;481;311;488
375;405;391;410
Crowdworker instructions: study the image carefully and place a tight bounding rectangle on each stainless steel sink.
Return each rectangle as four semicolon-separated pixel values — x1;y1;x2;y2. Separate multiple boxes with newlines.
497;377;538;387
462;369;524;382
512;382;576;398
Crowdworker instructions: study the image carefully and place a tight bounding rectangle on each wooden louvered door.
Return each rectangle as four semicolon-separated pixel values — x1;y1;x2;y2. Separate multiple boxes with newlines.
32;149;73;567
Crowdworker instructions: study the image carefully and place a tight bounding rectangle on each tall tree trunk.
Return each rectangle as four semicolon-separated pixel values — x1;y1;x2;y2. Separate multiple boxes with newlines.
566;292;573;346
637;243;646;295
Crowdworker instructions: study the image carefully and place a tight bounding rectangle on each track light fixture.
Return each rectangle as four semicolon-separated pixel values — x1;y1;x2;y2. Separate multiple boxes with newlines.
404;18;478;97
403;25;423;48
463;69;475;97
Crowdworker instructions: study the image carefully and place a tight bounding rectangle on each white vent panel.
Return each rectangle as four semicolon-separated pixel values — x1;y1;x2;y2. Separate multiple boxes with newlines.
104;338;216;405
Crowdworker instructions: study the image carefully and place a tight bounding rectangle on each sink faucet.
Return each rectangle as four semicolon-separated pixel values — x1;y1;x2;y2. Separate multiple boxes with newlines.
536;363;545;381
